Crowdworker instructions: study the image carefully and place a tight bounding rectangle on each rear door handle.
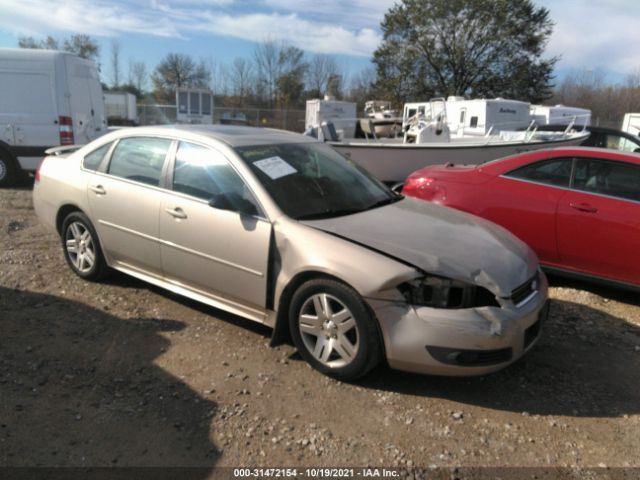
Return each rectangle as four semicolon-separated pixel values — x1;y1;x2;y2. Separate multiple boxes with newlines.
164;207;187;219
570;202;598;213
89;184;106;195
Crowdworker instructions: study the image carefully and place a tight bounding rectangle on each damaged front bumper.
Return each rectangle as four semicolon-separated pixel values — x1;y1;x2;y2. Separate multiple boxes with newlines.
367;272;549;376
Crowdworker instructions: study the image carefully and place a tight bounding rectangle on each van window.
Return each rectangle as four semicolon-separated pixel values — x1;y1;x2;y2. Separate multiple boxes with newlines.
178;92;188;114
190;92;200;114
107;137;172;187
202;93;212;115
83;142;113;171
0;72;55;114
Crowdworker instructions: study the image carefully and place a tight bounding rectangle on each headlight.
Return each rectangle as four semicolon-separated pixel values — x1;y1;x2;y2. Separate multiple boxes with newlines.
398;275;499;309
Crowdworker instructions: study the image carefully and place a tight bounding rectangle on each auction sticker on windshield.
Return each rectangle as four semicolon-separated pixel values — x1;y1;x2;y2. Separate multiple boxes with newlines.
254;156;297;179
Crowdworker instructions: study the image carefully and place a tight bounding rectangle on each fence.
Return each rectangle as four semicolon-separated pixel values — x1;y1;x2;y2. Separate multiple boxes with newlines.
137;105;306;133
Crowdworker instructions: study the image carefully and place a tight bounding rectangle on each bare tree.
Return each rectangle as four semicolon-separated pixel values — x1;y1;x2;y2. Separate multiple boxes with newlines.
18;34;100;64
63;34;100;62
306;55;340;98
346;67;377;106
128;60;148;93
18;35;58;50
253;39;281;106
230;58;254;100
110;40;122;88
151;53;211;102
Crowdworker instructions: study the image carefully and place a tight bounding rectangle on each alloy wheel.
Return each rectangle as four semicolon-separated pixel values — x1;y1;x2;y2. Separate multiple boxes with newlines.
298;293;360;368
65;221;96;274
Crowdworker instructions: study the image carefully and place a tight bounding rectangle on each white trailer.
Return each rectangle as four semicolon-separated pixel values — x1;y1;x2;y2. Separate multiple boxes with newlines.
531;104;591;127
104;91;138;125
445;97;532;136
402;97;531;136
305;98;357;139
0;48;107;186
621;113;640;137
176;88;213;124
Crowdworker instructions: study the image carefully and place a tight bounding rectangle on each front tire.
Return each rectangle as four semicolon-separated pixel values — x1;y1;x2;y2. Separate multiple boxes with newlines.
61;212;108;281
289;278;382;381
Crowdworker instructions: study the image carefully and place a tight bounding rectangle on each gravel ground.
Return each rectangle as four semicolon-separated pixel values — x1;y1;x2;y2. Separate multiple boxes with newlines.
1;183;639;476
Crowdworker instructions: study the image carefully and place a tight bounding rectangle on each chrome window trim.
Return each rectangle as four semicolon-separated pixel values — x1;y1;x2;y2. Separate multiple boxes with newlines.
167;138;270;222
499;156;640;206
100;135;175;189
80;140;117;173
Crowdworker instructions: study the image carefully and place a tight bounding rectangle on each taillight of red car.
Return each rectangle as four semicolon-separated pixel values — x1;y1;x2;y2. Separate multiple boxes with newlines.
403;175;441;201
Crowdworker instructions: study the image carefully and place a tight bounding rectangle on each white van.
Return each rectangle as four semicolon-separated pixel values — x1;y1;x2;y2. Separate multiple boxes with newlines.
0;48;107;186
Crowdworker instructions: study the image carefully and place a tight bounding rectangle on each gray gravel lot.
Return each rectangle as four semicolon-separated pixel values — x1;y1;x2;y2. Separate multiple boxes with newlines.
1;183;639;476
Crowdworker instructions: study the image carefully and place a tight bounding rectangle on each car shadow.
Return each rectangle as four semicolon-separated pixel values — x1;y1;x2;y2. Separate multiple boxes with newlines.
358;298;640;418
102;270;273;340
0;286;219;471
547;272;640;306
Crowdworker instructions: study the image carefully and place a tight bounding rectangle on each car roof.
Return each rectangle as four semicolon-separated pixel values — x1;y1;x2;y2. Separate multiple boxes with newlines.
536;146;640;163
114;124;317;148
478;146;640;175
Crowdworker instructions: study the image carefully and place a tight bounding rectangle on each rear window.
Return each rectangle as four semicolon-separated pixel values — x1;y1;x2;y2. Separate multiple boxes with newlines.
505;158;572;187
83;142;113;171
107;137;172;187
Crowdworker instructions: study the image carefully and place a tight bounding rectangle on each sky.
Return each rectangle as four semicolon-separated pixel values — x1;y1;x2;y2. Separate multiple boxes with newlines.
0;0;638;89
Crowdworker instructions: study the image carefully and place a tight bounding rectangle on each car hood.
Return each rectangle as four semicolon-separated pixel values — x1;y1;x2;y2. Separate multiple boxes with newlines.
302;197;537;297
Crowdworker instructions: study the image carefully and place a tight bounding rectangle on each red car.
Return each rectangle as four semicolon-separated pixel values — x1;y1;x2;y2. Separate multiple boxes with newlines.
403;147;640;289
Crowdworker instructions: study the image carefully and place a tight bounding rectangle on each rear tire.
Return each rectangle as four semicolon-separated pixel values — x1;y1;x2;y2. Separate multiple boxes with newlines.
61;212;109;281
289;278;382;381
0;150;18;188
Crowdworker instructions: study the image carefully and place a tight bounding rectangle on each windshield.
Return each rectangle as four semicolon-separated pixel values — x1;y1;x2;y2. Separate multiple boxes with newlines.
235;142;398;220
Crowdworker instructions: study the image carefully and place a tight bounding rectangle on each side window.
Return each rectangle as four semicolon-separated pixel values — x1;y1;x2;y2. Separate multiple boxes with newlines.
573;158;640;201
173;142;261;213
107;137;172;187
505;158;572;187
83;142;112;171
617;136;640;153
470;116;478;128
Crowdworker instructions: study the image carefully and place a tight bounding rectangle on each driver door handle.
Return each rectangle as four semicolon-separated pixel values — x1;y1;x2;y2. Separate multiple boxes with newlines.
164;207;188;219
570;202;598;213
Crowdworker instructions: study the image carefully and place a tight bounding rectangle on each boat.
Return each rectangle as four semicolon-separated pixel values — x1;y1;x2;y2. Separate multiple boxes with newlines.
363;100;402;138
309;97;590;184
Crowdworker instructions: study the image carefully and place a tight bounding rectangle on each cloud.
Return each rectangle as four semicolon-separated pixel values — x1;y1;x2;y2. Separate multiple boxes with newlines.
0;0;181;38
261;0;396;29
539;0;640;74
194;12;381;56
0;0;386;57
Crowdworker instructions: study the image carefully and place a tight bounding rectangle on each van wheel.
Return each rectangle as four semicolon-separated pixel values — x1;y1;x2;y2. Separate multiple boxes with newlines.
61;212;108;281
0;151;18;188
289;278;382;381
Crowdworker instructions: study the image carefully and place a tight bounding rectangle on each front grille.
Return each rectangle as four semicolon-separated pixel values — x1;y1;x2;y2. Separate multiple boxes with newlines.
426;346;513;366
511;273;538;306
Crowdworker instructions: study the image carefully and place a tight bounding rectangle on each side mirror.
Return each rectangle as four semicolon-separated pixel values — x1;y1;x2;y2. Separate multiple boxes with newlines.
208;193;259;217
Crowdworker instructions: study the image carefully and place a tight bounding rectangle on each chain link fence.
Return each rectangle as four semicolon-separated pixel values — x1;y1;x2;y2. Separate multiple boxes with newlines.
137;105;306;133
